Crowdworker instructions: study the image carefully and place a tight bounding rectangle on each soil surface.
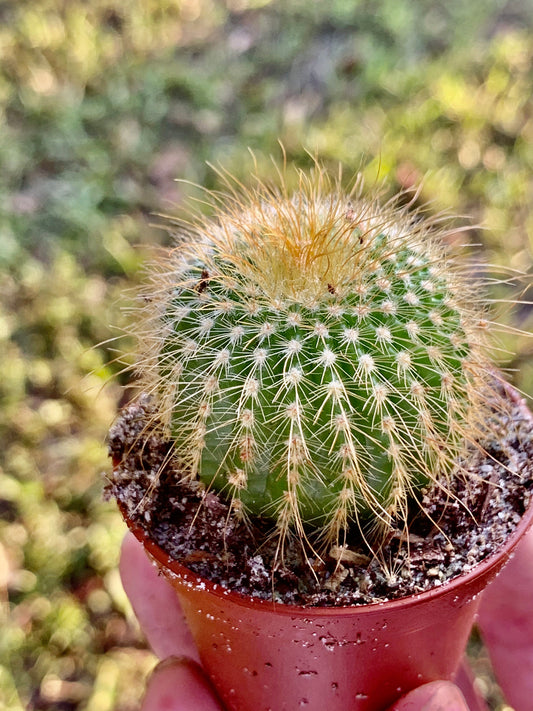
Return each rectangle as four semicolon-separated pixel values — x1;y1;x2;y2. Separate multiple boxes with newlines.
107;391;533;606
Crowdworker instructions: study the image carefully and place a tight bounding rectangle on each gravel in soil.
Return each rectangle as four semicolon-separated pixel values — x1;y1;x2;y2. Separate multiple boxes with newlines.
107;392;533;606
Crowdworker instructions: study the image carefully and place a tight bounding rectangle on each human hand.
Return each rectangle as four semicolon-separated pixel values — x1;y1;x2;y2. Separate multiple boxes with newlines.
120;527;533;711
119;531;222;711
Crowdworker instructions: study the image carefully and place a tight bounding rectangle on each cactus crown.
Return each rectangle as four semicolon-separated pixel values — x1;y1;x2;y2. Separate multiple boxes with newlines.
134;164;498;555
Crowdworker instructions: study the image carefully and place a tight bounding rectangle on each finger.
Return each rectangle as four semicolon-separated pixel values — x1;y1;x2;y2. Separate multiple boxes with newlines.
387;680;469;711
477;525;533;711
120;532;200;662
142;657;224;711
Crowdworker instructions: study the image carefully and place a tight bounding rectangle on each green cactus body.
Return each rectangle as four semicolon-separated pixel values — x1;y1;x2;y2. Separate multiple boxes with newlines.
142;172;489;547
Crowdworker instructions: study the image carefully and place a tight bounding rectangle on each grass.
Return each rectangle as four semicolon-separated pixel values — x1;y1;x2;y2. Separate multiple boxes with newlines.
1;1;532;708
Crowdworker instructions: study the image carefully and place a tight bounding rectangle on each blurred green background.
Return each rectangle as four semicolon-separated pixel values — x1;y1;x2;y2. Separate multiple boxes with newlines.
1;1;533;709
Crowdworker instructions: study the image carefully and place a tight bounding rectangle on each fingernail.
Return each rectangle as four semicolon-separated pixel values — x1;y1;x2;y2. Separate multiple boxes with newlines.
153;655;198;673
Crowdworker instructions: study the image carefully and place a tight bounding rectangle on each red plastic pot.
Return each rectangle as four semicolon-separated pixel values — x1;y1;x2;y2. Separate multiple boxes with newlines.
122;493;533;711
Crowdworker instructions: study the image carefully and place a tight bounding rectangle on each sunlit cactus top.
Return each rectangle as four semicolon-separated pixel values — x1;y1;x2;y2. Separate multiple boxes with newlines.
135;165;495;551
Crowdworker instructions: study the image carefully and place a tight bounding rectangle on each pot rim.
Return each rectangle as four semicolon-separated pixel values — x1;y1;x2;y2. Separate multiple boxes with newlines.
121;490;533;617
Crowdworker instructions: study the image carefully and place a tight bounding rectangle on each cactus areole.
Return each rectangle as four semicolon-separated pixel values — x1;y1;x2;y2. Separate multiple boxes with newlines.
138;167;494;551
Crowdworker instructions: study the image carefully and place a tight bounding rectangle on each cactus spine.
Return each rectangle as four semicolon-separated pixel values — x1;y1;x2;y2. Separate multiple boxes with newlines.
136;166;494;552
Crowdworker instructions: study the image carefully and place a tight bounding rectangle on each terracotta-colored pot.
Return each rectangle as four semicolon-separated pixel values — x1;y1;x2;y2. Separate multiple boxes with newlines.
122;493;533;711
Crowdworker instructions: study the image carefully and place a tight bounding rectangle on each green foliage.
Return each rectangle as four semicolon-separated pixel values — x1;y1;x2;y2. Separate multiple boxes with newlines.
1;0;532;708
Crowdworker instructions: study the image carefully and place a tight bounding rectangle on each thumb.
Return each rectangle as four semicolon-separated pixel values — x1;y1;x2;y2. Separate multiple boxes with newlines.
141;657;224;711
387;680;469;711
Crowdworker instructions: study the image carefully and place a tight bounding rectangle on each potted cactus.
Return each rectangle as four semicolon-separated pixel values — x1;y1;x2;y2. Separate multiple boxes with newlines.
109;164;533;711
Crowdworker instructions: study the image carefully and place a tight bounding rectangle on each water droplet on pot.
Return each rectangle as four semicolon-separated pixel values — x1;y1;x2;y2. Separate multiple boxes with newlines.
298;669;318;677
355;693;368;700
331;682;338;691
299;699;309;706
319;635;336;651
